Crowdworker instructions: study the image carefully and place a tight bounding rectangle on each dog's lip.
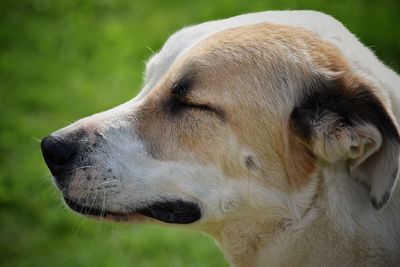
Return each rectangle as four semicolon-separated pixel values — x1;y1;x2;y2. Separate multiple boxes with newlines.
63;197;201;224
64;197;127;218
136;199;202;224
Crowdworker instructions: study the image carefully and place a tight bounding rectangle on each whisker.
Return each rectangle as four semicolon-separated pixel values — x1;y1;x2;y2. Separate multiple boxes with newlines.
32;136;42;142
99;180;118;186
86;184;99;217
145;45;155;54
72;165;95;171
68;210;87;242
65;165;96;176
101;191;106;218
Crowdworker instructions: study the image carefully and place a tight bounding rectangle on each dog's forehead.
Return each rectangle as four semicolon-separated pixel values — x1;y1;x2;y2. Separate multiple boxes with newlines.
142;13;271;91
137;11;343;99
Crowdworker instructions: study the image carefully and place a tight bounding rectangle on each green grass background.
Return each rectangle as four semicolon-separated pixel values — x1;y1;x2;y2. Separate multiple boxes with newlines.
1;0;399;266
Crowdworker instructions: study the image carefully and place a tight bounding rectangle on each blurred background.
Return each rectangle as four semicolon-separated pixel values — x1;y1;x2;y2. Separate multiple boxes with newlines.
1;0;399;266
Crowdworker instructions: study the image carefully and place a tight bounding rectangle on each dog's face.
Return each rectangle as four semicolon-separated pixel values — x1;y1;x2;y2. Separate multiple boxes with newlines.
42;21;400;231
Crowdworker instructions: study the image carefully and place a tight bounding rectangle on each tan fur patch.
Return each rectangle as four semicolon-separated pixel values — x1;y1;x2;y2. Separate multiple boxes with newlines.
136;22;377;193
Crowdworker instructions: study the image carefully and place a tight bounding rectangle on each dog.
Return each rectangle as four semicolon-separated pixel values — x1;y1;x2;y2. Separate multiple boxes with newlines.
41;11;400;266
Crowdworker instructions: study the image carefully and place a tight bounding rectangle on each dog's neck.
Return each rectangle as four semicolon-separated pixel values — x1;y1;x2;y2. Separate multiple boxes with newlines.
207;216;286;267
206;170;400;267
207;210;328;267
210;207;397;267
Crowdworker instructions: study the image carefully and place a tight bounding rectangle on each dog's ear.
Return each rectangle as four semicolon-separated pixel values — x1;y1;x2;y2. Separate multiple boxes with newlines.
290;77;400;209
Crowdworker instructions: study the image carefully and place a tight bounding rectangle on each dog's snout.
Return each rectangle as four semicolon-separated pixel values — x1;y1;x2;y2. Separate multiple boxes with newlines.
41;135;77;174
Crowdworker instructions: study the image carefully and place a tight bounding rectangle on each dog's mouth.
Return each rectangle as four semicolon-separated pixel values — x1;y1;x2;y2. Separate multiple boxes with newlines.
64;197;201;224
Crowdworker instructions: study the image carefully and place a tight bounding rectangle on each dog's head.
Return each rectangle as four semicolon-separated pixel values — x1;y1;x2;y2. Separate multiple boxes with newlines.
41;21;400;228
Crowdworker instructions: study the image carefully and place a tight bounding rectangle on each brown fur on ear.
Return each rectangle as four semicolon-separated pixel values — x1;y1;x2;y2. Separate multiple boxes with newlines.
284;126;316;190
290;75;400;209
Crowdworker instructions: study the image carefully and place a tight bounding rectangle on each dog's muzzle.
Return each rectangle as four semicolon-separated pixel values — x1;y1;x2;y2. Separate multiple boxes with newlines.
41;130;202;224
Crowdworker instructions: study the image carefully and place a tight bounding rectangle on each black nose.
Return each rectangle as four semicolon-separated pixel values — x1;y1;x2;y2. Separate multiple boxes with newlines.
41;135;76;175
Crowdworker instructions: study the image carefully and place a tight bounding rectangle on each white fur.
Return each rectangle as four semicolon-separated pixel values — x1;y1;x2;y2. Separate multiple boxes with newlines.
51;11;400;266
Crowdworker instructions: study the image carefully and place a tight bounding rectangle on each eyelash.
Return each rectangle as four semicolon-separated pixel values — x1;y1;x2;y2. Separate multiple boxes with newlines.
168;84;224;119
183;101;213;112
175;98;213;112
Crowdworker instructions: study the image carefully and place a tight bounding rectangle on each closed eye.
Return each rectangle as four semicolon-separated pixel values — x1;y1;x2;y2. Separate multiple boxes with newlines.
168;97;225;120
170;97;213;113
182;101;214;112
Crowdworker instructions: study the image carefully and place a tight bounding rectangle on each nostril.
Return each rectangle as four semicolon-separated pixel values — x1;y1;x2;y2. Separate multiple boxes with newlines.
41;135;76;168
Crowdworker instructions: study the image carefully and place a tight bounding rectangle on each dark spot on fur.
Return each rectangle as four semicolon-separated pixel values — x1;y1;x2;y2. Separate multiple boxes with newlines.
93;131;103;138
372;191;391;210
371;198;378;209
245;156;257;170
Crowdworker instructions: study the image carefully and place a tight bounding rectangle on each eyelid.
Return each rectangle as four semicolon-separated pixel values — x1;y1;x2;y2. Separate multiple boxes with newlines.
168;87;225;120
181;99;226;120
172;94;208;109
183;101;213;112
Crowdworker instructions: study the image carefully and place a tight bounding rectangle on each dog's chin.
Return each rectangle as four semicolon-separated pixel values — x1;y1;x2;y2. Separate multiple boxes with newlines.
63;197;202;224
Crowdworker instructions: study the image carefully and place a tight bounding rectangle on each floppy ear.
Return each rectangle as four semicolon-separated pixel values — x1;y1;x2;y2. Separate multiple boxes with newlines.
290;77;400;209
